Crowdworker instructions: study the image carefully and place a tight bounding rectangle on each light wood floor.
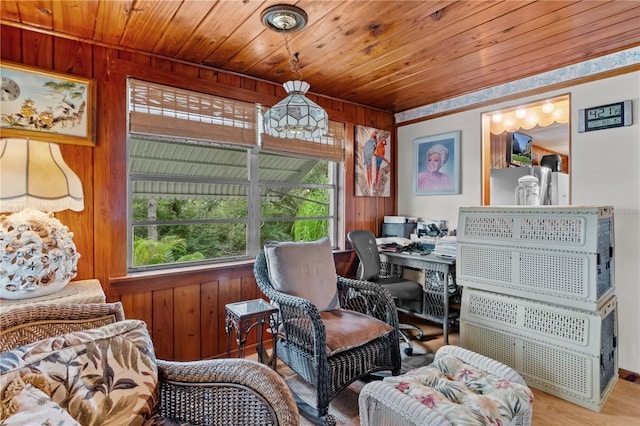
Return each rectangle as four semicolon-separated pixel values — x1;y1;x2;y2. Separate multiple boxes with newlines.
253;316;640;425
530;379;639;426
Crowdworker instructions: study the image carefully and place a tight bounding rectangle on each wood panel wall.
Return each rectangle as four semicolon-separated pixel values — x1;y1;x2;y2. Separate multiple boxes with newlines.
0;25;395;361
489;132;509;169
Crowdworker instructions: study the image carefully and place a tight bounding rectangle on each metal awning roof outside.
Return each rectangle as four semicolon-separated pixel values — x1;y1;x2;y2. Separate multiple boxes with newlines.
129;136;321;200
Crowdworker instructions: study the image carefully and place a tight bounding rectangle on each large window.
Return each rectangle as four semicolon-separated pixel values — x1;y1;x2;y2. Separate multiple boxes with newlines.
128;80;343;271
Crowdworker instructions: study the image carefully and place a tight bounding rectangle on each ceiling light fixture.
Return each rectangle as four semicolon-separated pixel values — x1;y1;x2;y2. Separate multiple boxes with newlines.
541;101;555;114
489;97;570;134
261;4;328;139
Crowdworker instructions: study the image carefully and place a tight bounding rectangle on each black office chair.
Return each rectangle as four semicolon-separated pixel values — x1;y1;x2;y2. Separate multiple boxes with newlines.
348;229;426;355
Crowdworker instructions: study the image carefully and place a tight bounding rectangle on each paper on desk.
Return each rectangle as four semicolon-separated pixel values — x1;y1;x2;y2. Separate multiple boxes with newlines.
376;237;413;247
433;236;457;258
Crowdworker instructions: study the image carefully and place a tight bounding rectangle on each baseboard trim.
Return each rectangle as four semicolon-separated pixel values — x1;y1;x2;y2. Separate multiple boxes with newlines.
619;368;640;384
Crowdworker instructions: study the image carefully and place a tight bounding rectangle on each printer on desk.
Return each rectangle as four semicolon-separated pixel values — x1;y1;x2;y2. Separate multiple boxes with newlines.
381;216;416;239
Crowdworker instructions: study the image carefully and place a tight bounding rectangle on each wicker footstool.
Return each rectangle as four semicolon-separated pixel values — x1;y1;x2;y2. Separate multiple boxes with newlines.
359;345;533;426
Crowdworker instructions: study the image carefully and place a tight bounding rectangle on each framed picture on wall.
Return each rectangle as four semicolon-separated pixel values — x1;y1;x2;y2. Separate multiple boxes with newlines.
1;61;95;146
355;125;391;197
413;131;461;195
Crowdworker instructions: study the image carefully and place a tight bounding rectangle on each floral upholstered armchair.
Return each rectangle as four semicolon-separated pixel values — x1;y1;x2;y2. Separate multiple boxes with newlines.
0;303;299;426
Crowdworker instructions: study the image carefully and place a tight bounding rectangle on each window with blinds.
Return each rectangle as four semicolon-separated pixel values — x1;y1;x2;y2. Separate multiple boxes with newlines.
127;79;341;271
129;79;257;146
129;79;345;162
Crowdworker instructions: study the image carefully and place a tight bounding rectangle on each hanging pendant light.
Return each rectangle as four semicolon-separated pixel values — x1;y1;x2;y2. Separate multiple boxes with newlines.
261;5;328;139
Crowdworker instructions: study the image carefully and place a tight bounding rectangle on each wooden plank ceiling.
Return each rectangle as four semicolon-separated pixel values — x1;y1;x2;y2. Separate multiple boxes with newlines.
1;0;639;113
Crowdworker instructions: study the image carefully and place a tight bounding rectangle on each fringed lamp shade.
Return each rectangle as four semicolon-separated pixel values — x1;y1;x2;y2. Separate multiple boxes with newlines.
0;138;84;212
0;138;84;300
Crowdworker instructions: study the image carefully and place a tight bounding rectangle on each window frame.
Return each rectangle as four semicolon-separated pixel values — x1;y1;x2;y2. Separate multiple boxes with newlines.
126;79;343;272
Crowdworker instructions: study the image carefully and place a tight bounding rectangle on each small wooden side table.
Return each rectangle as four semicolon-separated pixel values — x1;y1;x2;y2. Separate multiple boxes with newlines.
225;298;278;369
0;279;105;312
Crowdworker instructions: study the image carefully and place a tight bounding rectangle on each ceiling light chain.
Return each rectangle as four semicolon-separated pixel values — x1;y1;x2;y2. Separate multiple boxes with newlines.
261;4;328;139
282;30;302;80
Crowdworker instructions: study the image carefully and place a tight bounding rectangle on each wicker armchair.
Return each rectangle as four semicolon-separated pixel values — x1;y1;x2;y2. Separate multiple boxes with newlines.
254;249;401;425
154;358;299;425
0;303;300;426
0;302;126;352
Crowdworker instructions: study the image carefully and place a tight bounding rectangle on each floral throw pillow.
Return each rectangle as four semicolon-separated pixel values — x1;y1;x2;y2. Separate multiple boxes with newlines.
0;383;80;426
0;320;158;426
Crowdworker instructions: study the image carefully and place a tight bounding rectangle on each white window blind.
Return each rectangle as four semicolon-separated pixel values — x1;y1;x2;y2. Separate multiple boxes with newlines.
261;120;345;163
129;79;256;147
129;79;345;162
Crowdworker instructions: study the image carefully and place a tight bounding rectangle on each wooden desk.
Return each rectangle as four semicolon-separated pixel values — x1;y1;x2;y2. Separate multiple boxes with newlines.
379;252;459;344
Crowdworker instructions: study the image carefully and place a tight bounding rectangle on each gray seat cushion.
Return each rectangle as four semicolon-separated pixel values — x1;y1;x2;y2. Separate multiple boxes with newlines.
378;277;423;313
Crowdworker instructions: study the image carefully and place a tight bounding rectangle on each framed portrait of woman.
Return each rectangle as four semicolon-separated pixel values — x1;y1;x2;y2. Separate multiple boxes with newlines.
413;131;460;195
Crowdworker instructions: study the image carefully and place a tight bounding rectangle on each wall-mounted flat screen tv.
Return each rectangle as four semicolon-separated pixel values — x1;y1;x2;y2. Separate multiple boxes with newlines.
507;131;532;166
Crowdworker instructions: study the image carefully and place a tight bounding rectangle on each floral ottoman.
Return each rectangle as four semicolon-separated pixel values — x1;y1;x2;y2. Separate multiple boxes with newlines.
359;345;533;426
